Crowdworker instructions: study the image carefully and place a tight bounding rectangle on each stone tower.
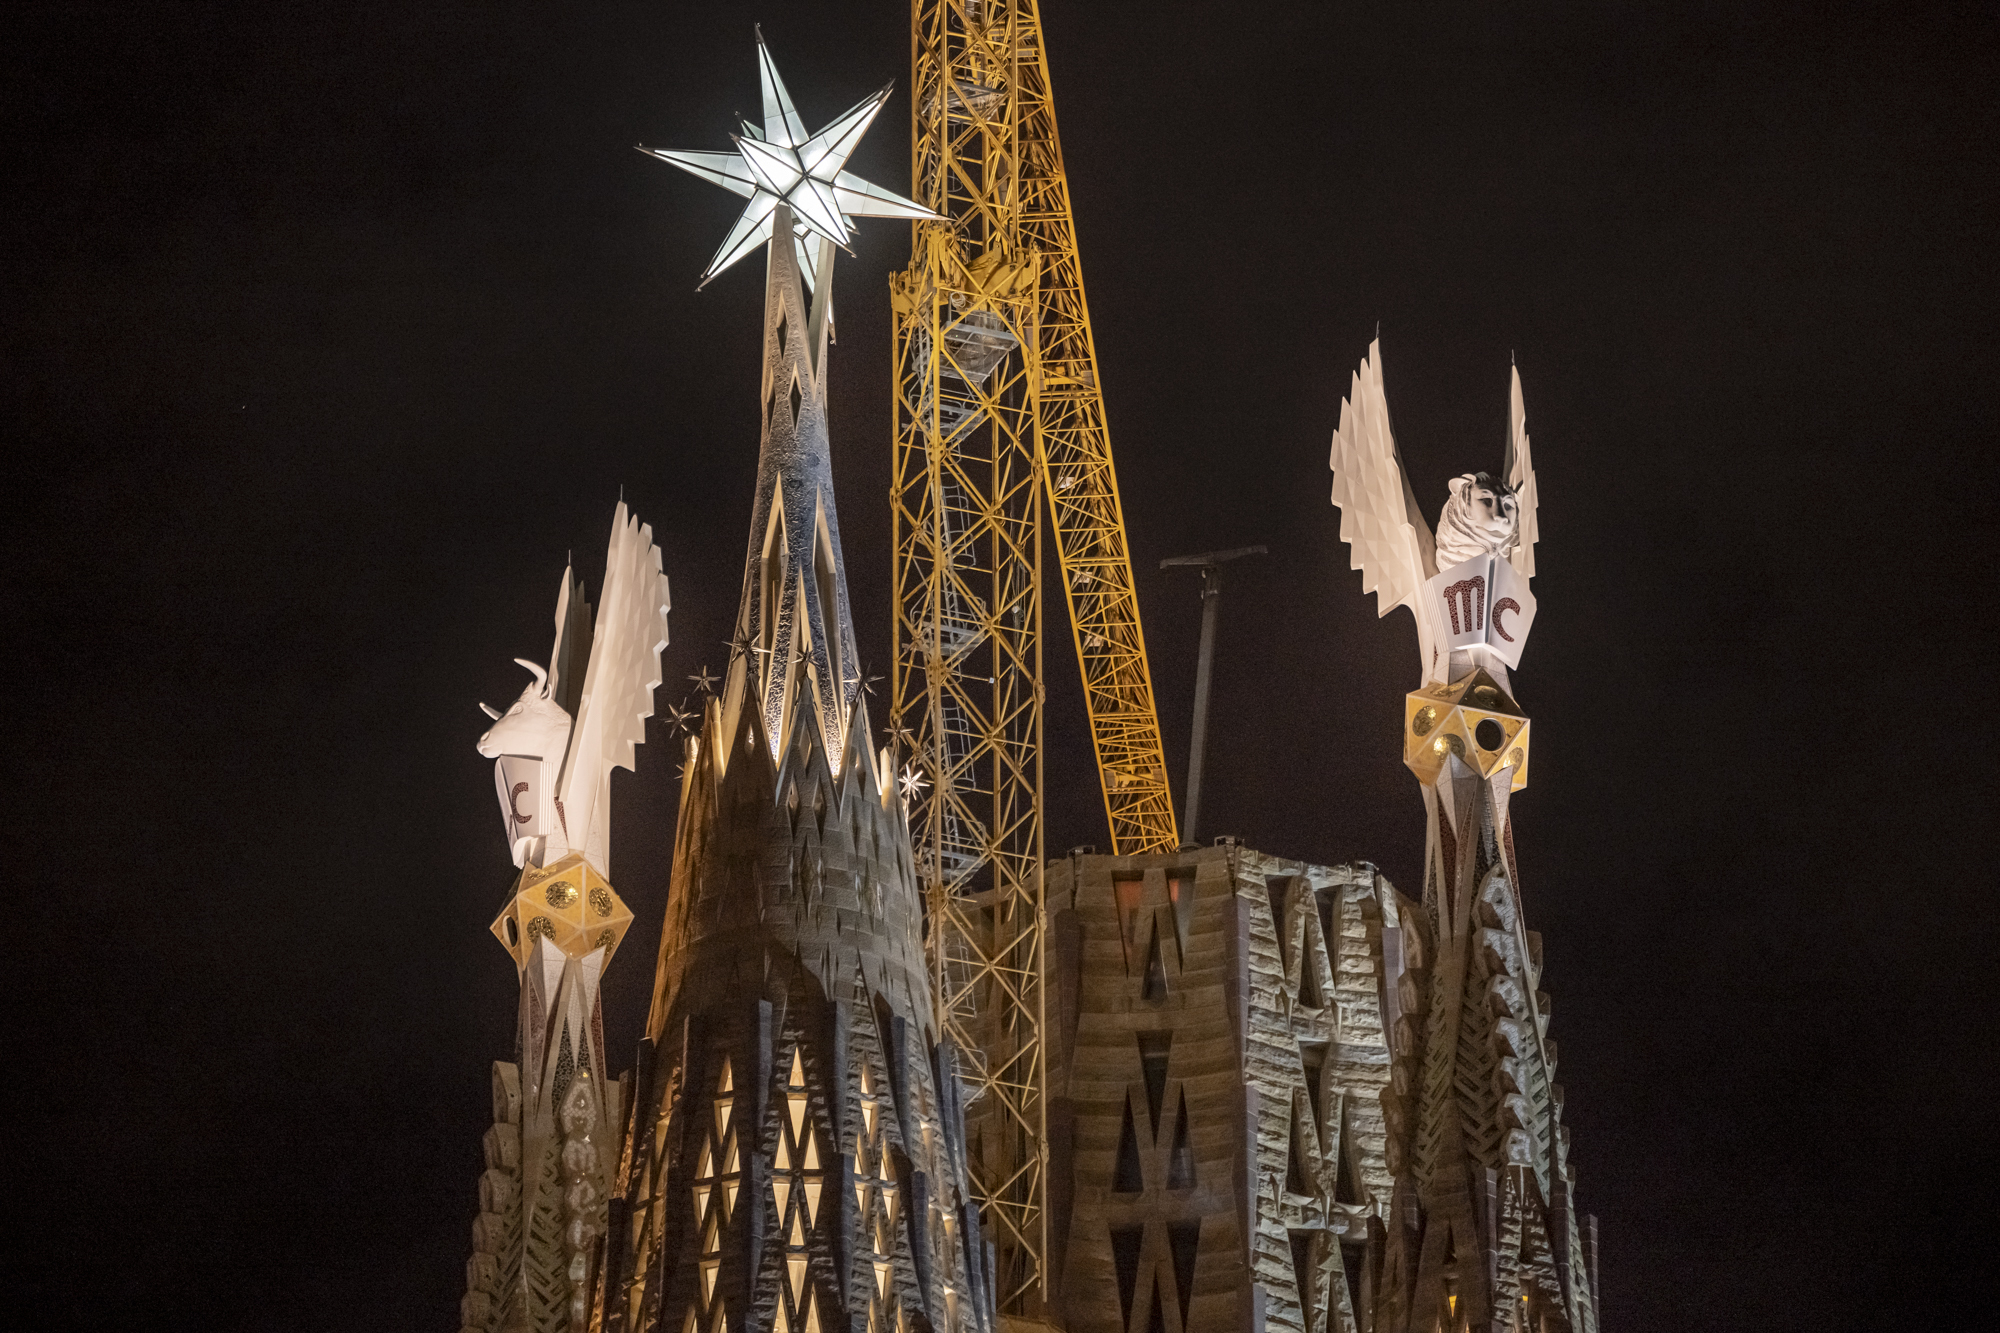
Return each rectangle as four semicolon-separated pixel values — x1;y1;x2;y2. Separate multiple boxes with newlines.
1374;671;1600;1333
1037;823;1600;1333
1042;843;1404;1333
601;213;991;1333
460;862;634;1333
1325;343;1601;1332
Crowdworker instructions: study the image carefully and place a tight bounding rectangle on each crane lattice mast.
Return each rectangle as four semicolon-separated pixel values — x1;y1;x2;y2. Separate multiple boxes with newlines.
890;0;1178;1314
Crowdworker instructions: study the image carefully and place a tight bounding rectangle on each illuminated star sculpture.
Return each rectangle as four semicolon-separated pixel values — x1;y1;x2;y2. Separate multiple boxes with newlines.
637;28;936;289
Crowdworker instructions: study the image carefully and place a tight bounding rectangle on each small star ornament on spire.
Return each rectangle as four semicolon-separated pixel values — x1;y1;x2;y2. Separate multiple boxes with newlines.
638;28;937;289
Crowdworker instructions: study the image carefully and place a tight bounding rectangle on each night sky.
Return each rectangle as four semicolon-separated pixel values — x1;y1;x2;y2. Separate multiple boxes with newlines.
10;2;1996;1328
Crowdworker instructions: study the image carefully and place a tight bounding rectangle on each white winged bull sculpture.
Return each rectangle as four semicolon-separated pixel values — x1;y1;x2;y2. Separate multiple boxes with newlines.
477;501;671;878
1329;338;1540;687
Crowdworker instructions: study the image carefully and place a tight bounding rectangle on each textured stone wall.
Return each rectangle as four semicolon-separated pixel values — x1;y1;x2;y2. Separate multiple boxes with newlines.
1044;845;1402;1333
1373;746;1599;1333
606;694;989;1333
457;926;627;1333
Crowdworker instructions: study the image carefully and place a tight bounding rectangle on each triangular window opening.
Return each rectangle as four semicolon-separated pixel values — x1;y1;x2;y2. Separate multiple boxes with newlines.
776;311;789;357
1298;937;1322;1009
1288;1230;1318;1333
759;493;788;663
1166;1090;1195;1190
1109;1225;1144;1327
1300;1043;1327;1129
1285;1099;1311;1197
1147;1277;1166;1333
1137;1032;1171;1135
1168;1219;1201;1324
1114;876;1144;972
812;509;842;699
1338;1240;1368;1321
1142;928;1168;1003
789;375;804;429
1334;1103;1362;1205
1167;873;1194;950
1315;886;1337;970
552;1025;576;1110
1113;1098;1143;1193
1266;874;1292;949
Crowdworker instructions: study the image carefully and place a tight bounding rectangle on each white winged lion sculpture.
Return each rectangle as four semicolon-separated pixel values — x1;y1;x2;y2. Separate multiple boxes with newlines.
1329;338;1540;684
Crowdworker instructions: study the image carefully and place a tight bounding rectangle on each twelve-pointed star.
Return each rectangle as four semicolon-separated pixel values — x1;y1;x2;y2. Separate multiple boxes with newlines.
637;29;937;288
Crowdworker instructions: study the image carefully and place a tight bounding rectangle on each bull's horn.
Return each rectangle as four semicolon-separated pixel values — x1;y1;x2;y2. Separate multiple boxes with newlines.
514;658;549;693
479;702;501;720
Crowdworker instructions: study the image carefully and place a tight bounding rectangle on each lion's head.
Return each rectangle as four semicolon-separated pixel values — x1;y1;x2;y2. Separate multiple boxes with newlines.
1433;471;1519;570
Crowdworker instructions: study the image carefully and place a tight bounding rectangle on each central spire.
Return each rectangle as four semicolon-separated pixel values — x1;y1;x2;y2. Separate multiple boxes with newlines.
726;204;857;764
638;31;935;767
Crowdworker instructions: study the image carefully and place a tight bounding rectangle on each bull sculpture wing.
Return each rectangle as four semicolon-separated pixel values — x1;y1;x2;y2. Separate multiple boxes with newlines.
1329;337;1441;672
548;501;672;880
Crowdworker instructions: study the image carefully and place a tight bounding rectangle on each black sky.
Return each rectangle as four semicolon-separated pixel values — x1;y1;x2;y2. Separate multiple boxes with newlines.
7;1;1997;1328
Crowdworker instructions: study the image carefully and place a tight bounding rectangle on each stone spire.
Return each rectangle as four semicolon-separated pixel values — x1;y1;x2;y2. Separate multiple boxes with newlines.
1368;667;1598;1333
599;225;991;1333
457;508;670;1333
720;205;860;770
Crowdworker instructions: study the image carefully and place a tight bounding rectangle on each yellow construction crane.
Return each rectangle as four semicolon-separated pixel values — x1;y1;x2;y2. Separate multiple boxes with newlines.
889;0;1178;1315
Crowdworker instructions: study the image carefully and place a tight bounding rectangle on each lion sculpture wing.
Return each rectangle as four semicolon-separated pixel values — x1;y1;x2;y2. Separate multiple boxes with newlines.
1329;338;1439;669
1505;360;1538;581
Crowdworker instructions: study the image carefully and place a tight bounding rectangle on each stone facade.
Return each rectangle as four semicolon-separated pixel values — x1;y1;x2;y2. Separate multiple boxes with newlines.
605;693;988;1333
1045;845;1399;1333
1043;834;1597;1333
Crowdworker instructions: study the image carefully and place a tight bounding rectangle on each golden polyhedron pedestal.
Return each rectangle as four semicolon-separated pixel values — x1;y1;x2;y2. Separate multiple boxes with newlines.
488;852;634;970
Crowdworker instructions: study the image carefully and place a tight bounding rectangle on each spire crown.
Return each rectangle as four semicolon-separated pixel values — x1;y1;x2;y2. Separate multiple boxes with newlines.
636;32;936;289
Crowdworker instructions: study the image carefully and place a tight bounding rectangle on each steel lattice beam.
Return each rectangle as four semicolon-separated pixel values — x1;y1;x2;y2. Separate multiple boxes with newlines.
891;0;1179;1315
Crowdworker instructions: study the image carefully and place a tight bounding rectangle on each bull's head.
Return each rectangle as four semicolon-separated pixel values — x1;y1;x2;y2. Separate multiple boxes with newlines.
477;659;574;762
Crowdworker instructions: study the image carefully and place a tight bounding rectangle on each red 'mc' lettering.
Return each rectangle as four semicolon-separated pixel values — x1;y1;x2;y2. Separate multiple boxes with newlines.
1442;576;1486;635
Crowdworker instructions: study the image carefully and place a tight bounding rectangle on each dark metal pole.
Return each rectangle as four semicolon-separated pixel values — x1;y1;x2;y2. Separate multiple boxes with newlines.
1184;567;1222;844
1161;545;1266;847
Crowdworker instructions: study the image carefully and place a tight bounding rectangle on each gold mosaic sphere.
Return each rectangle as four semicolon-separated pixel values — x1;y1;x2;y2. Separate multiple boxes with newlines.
1412;706;1438;737
526;915;555;942
597;929;616;952
1470;685;1504;709
1433;733;1465;759
1508;747;1525;771
543;879;578;909
589;886;613;917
